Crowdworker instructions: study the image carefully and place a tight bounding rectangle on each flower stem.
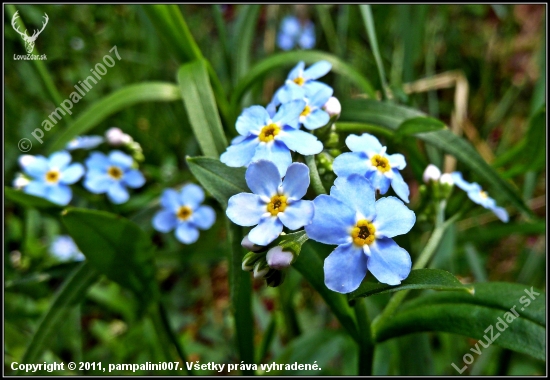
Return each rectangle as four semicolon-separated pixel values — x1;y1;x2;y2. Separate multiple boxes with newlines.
371;203;460;336
305;155;327;195
354;298;374;375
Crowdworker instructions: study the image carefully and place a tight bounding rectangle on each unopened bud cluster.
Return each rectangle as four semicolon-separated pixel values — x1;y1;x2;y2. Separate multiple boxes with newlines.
417;164;455;223
105;127;144;162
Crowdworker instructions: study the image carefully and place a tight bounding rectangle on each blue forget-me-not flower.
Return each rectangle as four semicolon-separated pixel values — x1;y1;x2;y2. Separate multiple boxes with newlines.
226;160;315;246
305;174;416;293
286;83;333;131
220;100;323;176
333;133;410;203
272;61;332;106
18;151;84;205
277;16;315;51
50;235;85;261
152;184;216;244
66;135;104;150
84;150;145;204
450;172;509;222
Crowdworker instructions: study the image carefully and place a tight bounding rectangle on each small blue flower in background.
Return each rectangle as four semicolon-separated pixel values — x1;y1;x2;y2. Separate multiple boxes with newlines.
277;16;315;51
333;133;410;203
273;61;332;106
152;184;216;244
220;100;323;176
18;151;84;205
50;235;85;261
450;172;509;222
84;150;145;204
226;160;314;246
305;174;416;293
66;135;104;150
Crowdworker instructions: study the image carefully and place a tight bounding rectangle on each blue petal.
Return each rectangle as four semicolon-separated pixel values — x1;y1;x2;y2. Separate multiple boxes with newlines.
24;181;48;198
279;200;314;230
107;182;129;204
277;81;306;104
22;155;49;178
277;33;295;51
332;152;369;178
303;108;330;130
226;193;266;226
281;162;309;200
251;140;292;176
192;205;216;229
220;135;259;168
298;22;315;49
303;61;332;80
346;133;384;154
366;171;391;194
66;136;104;150
490;206;509;223
123;169;145;188
161;189;181;211
287;61;305;80
388;153;406;170
245;160;281;198
330;174;376;220
248;216;283;246
390;170;410;203
236;105;270;136
60;163;84;185
305;194;355;245
85;151;109;170
367;237;411;285
180;183;204;209
277;127;323;156
47;185;72;205
324;243;368;293
308;82;333;106
108;150;133;170
175;223;199;244
84;172;112;193
48;151;72;170
273;99;306;126
152;209;177;232
450;172;478;192
281;16;301;37
373;196;415;238
467;189;495;209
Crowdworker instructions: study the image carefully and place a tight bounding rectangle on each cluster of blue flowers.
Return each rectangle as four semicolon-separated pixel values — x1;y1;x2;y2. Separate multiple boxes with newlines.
14;129;145;206
277;15;315;51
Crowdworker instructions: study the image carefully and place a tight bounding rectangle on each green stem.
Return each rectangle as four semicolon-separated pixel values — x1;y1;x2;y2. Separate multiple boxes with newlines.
354;298;374;375
305;155;327;195
6;5;68;114
157;302;194;375
371;208;460;335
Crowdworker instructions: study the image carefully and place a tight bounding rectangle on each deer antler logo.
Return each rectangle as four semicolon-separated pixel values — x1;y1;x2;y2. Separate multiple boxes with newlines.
11;11;49;54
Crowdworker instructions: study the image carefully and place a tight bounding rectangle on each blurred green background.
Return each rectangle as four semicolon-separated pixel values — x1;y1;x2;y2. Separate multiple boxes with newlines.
4;4;546;376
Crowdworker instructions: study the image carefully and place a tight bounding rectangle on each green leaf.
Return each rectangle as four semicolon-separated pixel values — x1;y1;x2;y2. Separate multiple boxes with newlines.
231;50;376;113
340;98;533;218
177;60;228;157
62;208;158;304
293;241;359;343
232;5;261;84
5;187;61;209
374;282;545;361
186;156;247;208
48;82;181;152
396;116;447;137
348;269;472;302
17;262;99;370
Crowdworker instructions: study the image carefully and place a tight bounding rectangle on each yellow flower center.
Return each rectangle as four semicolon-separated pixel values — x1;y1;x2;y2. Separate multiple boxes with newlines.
300;105;312;118
176;206;193;221
293;76;305;86
479;191;488;199
258;123;280;143
107;166;123;180
45;170;60;183
371;154;391;173
267;195;287;216
351;220;376;246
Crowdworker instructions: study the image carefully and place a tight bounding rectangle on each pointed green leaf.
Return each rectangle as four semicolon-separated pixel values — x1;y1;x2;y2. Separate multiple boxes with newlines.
5;187;61;209
62;208;158;304
348;269;472;302
340;98;533;218
177;60;228;157
186;156;247;208
48;82;181;152
396;116;447;136
374;282;545;361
